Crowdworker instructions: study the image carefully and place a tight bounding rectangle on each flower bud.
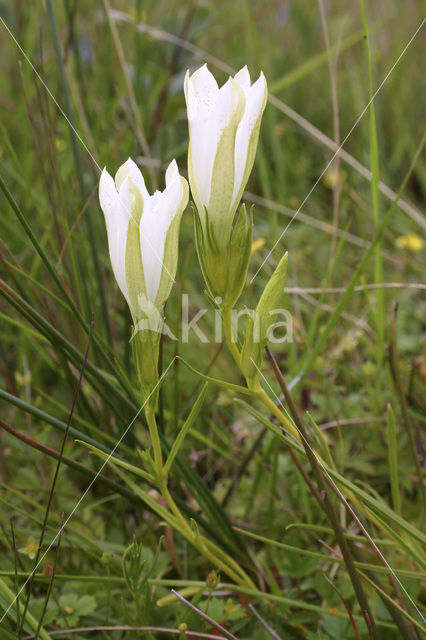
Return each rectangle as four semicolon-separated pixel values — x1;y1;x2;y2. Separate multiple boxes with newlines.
206;569;220;590
99;158;188;403
185;65;267;306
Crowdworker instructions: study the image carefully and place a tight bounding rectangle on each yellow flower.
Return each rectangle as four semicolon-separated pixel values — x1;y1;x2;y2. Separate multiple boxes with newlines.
395;233;424;252
19;536;38;560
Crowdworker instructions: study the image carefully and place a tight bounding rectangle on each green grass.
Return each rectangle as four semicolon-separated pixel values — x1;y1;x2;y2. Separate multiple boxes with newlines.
0;1;425;638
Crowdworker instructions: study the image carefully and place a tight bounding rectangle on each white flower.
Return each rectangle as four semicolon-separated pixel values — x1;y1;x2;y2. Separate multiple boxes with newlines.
184;64;267;244
99;158;188;323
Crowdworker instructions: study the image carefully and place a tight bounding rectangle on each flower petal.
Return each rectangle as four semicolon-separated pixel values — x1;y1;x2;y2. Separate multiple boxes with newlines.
165;158;180;186
231;71;267;210
118;176;146;320
139;198;167;304
189;77;245;218
140;166;187;304
185;64;218;118
233;65;251;94
115;157;149;200
207;78;246;239
99;168;131;304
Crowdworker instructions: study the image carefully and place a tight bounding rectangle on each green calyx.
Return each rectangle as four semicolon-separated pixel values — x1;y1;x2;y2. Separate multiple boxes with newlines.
193;203;253;309
131;320;162;410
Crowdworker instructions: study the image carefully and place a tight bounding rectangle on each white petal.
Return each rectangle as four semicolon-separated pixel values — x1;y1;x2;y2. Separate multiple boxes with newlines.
165;159;179;186
99;168;130;304
119;171;147;228
233;65;251;94
186;64;218;117
139;178;184;302
231;71;267;209
184;71;198;120
115;158;149;200
161;177;185;226
248;72;268;114
189;77;244;210
139;201;166;303
99;167;118;214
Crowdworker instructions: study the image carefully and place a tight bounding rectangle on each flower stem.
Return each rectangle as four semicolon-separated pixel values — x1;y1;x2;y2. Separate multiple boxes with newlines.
222;306;301;444
222;306;242;369
145;405;255;589
255;387;301;442
160;480;255;589
144;404;163;479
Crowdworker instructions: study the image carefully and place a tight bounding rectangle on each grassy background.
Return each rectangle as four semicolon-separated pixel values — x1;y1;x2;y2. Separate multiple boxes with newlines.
0;0;425;638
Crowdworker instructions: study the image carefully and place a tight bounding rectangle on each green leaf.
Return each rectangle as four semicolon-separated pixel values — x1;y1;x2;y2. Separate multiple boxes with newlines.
163;382;208;475
241;252;288;382
224;204;253;308
58;593;97;627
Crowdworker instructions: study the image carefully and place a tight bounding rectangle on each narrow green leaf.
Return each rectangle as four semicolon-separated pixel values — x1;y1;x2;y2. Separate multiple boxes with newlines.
387;404;402;516
163;382;208;475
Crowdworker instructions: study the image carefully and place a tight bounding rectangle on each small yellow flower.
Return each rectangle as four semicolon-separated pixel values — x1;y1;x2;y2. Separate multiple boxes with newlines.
55;138;66;151
395;233;424;252
15;371;32;386
19;536;38;560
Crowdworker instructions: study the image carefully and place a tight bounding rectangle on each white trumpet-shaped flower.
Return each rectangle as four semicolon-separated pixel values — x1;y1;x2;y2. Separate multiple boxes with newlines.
184;64;267;244
99;158;188;325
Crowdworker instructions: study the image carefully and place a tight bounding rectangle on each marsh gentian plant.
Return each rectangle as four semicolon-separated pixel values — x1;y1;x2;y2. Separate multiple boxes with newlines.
98;157;258;591
93;66;390;624
185;64;267;307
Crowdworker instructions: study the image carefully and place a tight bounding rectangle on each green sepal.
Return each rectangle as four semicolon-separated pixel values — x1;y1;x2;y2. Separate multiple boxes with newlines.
131;323;161;410
223;204;253;308
241;252;288;384
193;204;228;299
193;203;253;307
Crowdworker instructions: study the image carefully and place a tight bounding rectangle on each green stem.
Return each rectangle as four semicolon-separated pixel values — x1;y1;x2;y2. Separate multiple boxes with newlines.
160;481;255;589
221;306;300;443
144;405;164;479
222;306;242;369
222;304;315;457
145;405;255;589
255;387;300;442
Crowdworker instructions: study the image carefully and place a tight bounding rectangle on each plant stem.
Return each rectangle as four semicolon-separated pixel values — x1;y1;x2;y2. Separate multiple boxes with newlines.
255;387;300;442
144;405;164;479
222;305;300;442
222;306;242;369
160;481;255;589
145;404;255;589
